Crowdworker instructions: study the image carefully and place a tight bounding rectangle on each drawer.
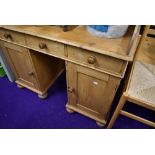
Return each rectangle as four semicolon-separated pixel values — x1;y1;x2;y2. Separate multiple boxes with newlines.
0;28;26;45
26;35;65;57
67;46;126;75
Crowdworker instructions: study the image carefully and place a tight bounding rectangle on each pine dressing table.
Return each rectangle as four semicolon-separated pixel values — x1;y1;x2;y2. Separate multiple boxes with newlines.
0;25;140;126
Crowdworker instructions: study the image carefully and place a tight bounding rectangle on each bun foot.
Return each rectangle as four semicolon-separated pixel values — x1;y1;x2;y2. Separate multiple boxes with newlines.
96;121;105;127
66;107;74;113
17;84;24;89
38;92;48;99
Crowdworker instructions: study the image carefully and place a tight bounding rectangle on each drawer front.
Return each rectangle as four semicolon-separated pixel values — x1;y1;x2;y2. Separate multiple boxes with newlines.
67;46;126;75
0;28;26;45
26;35;65;57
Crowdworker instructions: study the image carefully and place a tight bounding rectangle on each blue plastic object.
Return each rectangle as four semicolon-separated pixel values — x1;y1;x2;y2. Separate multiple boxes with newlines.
88;25;109;32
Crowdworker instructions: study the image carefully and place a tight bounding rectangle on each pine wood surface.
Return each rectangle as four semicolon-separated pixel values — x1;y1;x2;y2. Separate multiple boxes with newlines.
0;25;140;61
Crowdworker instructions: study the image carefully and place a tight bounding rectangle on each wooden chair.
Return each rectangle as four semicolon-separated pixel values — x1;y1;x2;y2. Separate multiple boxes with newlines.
107;26;155;128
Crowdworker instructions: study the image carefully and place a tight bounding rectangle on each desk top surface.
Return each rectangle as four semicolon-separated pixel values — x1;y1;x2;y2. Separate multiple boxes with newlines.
0;25;139;61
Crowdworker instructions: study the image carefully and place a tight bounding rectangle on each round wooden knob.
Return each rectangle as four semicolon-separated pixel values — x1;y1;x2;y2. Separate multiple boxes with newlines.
4;33;12;39
88;56;96;64
68;87;75;93
39;42;47;49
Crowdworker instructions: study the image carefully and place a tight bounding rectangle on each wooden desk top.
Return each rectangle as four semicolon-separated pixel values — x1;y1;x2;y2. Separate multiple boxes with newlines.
0;25;140;61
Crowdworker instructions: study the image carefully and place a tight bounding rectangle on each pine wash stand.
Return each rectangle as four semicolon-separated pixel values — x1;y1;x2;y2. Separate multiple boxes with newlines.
0;26;140;127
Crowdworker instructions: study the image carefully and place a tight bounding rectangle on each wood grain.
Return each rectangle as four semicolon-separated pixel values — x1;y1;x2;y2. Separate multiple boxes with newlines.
66;62;121;125
0;25;140;61
0;42;39;89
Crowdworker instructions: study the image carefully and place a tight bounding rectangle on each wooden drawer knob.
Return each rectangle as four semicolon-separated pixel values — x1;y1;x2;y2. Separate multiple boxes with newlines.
4;33;12;40
88;56;96;64
68;87;75;93
39;42;47;49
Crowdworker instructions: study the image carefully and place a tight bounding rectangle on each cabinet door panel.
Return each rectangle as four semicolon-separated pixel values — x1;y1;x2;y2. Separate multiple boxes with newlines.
77;72;107;113
1;42;39;89
66;62;120;123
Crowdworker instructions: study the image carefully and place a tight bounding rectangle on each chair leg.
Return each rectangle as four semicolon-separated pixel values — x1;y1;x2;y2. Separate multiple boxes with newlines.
107;94;127;129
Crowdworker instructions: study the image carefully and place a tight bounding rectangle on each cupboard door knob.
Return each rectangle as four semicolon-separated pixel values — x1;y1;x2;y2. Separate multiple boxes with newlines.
39;42;47;49
68;87;75;93
4;33;12;40
28;71;34;76
88;56;96;64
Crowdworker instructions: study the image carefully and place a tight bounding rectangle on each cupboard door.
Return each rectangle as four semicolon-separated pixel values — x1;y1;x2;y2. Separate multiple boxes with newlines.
66;62;121;124
0;42;39;89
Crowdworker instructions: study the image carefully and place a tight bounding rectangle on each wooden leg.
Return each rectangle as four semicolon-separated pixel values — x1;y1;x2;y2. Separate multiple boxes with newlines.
96;121;105;127
17;84;24;89
107;93;127;129
38;92;48;99
66;107;75;113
